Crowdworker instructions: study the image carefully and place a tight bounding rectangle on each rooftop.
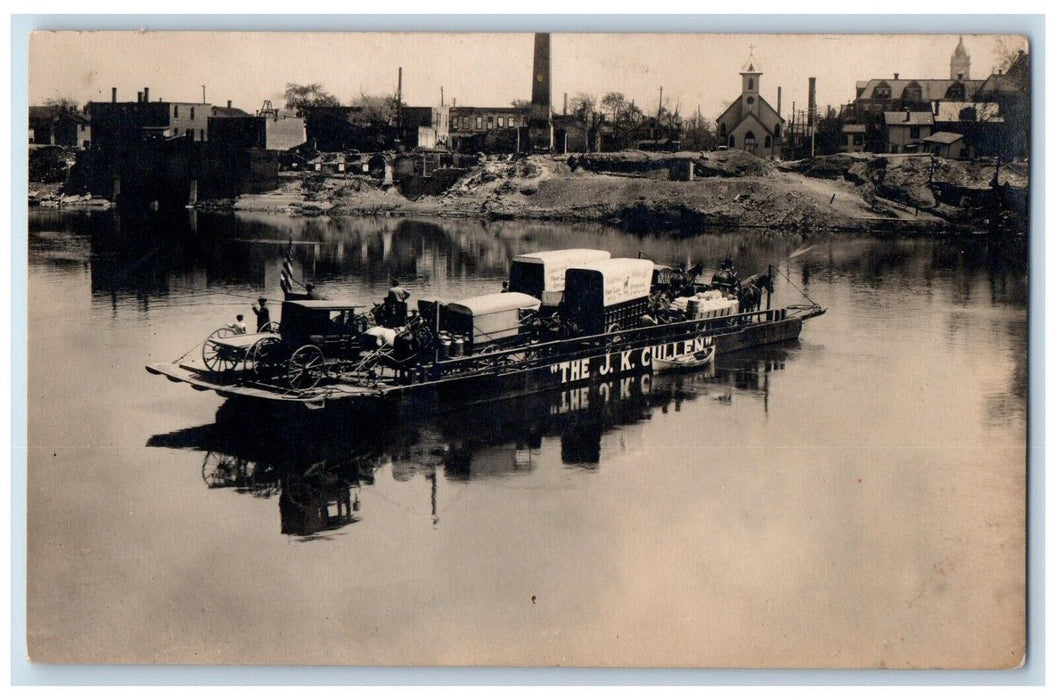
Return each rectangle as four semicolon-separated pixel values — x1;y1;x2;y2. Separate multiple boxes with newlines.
883;111;936;126
922;131;965;145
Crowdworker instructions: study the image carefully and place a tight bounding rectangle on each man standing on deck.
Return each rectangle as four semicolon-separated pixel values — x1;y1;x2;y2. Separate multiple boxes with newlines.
386;278;410;325
251;297;271;332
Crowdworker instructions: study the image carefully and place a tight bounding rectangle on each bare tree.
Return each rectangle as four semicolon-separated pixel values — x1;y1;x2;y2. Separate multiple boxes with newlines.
569;93;603;152
283;83;340;113
600;92;628;123
351;93;399;126
44;96;81;113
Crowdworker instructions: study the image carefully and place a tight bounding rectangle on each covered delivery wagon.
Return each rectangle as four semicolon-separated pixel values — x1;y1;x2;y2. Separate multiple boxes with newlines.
563;258;654;335
508;249;611;306
445;292;541;347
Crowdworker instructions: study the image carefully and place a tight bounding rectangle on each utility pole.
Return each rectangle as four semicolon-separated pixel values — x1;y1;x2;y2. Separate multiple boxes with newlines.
201;85;206;103
440;86;444;107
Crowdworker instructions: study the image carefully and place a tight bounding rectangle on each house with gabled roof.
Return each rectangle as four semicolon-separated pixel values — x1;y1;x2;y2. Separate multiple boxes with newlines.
883;111;934;153
715;52;784;158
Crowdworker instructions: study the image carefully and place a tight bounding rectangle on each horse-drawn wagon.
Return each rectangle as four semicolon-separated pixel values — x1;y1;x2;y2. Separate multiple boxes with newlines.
201;300;370;390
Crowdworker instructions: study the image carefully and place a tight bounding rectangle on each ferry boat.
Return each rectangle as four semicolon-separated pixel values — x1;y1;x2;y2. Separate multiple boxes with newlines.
146;249;825;411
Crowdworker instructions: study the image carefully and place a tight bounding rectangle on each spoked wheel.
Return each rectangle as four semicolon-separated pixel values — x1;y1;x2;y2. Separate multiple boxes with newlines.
202;327;238;373
202;451;245;488
506;344;538;366
287;345;325;390
246;336;283;378
259;321;280;333
479;344;508;369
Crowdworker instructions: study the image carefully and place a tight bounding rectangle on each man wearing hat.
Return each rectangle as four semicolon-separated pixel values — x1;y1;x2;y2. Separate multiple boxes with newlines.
251;297;271;332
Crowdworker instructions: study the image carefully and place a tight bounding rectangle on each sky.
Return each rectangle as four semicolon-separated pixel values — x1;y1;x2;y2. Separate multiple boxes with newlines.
29;32;1028;121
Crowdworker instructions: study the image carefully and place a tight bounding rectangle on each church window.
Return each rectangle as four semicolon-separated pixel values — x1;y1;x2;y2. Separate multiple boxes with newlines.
747;78;754;90
765;135;772;148
774;123;781;137
728;135;735;147
746;96;755;105
719;123;726;137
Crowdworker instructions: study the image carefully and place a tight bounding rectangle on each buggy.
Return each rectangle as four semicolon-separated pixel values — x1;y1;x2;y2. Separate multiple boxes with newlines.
201;301;370;390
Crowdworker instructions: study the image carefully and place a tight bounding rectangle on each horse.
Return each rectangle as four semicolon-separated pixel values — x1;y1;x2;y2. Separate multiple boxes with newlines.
738;272;773;315
710;268;741;296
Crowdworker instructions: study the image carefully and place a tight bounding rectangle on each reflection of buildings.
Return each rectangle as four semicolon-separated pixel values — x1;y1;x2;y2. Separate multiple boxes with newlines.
148;353;788;536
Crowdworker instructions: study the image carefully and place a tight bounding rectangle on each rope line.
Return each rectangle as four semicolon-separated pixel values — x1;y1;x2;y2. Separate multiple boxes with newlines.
773;264;820;308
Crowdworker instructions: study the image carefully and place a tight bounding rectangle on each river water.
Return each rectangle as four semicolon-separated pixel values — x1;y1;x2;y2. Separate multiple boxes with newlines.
26;209;1027;668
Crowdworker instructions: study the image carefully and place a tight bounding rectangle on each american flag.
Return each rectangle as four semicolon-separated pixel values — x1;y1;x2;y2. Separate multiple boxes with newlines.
280;238;294;295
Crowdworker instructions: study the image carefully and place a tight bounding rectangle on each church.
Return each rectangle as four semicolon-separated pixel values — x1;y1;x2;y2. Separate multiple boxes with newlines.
716;52;785;158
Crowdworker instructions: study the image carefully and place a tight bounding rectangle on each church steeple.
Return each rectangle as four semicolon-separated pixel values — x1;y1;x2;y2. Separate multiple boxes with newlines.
740;47;762;115
950;36;971;80
740;47;761;95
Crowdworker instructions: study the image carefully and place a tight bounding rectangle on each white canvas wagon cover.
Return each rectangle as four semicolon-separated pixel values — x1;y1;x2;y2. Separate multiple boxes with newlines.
565;258;654;307
445;292;541;343
509;249;612;303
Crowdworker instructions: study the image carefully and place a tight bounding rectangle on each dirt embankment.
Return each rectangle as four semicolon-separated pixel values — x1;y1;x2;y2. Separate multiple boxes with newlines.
215;150;1027;234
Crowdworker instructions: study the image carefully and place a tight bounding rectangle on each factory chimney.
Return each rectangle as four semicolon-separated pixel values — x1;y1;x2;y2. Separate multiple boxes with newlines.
137;91;143;103
807;77;817;127
111;87;117;103
777;86;782;117
528;32;553;151
143;87;149;103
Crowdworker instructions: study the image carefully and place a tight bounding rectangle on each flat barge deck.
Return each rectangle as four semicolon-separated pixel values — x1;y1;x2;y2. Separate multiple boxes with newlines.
147;305;824;411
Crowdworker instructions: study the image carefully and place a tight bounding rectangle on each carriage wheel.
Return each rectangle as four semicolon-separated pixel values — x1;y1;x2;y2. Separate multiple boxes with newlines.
247;336;283;378
259;321;280;333
480;344;508;368
202;327;238;373
288;345;325;390
202;451;243;488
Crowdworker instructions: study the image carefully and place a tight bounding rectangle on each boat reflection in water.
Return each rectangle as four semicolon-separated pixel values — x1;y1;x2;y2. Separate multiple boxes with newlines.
147;345;792;538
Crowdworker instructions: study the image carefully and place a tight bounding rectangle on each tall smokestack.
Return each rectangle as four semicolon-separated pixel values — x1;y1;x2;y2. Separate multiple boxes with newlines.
563;93;567;115
111;87;117;103
143;87;149;103
227;100;232;109
807;77;817;127
777;86;782;117
528;33;553;151
137;91;143;103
